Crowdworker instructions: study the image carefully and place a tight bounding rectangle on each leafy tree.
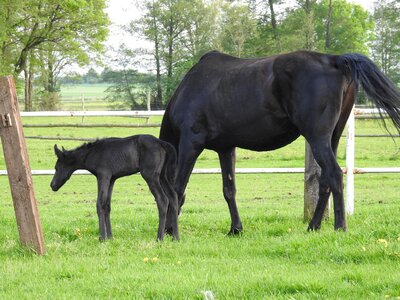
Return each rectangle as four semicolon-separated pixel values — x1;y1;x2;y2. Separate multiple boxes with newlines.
371;0;400;85
278;0;372;54
104;46;157;110
314;0;373;54
0;0;109;110
216;2;258;57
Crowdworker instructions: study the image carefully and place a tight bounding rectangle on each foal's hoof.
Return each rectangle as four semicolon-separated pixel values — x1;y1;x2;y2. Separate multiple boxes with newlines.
165;226;174;236
227;226;243;236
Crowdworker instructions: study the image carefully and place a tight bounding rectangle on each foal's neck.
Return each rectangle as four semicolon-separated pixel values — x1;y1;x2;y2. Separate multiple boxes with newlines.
70;146;92;170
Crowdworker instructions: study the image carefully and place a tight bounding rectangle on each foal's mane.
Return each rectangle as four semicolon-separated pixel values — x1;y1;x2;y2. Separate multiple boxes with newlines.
67;139;101;154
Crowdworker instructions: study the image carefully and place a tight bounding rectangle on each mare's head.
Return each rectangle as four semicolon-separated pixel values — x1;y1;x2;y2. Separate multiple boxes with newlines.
50;144;78;191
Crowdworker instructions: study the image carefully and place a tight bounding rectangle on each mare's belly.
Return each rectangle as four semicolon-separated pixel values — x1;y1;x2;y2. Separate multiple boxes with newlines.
205;118;300;152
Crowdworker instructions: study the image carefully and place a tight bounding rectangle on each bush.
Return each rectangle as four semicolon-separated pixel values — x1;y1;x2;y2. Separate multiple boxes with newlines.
36;91;61;111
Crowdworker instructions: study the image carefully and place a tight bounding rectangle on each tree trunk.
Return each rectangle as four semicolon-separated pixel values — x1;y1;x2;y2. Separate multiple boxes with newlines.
23;65;34;112
268;0;281;51
166;21;174;99
304;0;314;51
325;0;332;50
152;6;163;109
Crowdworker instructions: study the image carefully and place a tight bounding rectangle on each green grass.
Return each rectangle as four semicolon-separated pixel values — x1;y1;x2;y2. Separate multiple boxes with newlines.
0;117;399;299
58;83;124;111
60;83;111;99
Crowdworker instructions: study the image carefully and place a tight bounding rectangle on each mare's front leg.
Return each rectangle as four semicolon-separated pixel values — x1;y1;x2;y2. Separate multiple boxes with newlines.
219;148;243;235
165;136;203;234
96;176;111;241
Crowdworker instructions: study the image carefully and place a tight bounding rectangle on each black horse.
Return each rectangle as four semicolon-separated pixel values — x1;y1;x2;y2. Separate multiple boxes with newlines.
160;50;400;234
50;134;179;241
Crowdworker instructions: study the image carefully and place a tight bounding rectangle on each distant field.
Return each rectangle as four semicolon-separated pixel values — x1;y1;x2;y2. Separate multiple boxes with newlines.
59;83;126;111
60;83;110;99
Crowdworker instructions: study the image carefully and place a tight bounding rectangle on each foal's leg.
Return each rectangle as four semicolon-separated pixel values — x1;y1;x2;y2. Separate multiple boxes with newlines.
218;148;243;235
104;179;115;239
307;139;346;231
160;176;179;240
96;176;111;241
141;170;169;241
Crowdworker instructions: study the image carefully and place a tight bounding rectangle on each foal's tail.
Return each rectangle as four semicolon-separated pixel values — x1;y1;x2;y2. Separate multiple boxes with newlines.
337;53;400;132
160;141;178;186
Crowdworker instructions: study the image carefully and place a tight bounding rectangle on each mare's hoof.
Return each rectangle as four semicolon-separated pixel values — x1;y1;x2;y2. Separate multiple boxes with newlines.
307;223;321;231
227;227;243;236
334;224;347;232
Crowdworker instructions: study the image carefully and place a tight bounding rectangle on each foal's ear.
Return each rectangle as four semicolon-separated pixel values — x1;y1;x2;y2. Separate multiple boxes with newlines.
54;144;63;158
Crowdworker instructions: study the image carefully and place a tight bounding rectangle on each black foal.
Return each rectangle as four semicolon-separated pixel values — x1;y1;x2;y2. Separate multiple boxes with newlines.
50;134;179;241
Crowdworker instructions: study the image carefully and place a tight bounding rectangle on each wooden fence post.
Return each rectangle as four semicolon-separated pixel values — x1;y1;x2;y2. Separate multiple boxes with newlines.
304;142;321;221
0;76;45;254
345;106;355;215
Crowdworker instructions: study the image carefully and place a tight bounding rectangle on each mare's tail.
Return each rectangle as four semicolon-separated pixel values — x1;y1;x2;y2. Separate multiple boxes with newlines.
336;53;400;132
160;140;177;186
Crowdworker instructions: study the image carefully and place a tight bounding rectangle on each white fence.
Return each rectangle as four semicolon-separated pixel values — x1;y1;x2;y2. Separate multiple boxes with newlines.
1;108;399;214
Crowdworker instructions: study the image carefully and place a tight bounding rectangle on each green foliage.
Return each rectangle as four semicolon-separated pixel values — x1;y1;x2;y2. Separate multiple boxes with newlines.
104;69;156;110
314;0;373;54
35;91;61;111
370;0;400;85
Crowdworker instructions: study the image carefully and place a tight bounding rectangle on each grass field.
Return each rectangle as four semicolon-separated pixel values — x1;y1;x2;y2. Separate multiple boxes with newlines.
58;83;119;111
0;116;399;299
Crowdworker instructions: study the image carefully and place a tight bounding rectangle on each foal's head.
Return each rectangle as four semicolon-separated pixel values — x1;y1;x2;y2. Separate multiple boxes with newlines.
50;144;78;191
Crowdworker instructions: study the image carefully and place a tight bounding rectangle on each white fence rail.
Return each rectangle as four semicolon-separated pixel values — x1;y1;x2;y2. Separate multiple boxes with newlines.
1;108;398;215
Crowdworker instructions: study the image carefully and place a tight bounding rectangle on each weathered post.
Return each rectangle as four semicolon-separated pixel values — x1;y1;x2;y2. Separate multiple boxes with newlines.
345;106;355;215
304;142;321;221
0;76;45;254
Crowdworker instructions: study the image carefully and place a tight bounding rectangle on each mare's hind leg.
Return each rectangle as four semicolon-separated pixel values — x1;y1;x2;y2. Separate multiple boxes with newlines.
307;139;346;231
308;170;331;230
218;148;243;235
141;170;169;241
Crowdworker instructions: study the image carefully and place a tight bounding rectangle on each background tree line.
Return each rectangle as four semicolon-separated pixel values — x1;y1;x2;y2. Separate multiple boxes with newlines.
1;0;399;111
131;0;399;109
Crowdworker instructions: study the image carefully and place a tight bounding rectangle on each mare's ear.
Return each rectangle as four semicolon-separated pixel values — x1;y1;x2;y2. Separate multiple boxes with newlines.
54;144;64;158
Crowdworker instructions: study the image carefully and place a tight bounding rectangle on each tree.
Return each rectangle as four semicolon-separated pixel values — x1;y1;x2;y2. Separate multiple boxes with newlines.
371;0;400;85
216;2;258;57
0;0;109;110
138;0;218;103
104;46;157;110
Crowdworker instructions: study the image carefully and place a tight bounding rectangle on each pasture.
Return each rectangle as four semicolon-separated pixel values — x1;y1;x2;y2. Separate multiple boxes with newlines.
58;84;117;111
0;116;399;299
